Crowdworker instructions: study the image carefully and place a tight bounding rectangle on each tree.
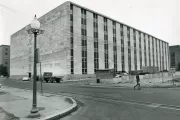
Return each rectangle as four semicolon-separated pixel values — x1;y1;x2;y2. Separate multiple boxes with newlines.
177;62;180;71
0;64;8;77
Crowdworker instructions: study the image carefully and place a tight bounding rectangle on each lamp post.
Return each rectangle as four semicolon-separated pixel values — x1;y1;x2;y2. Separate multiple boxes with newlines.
27;15;44;118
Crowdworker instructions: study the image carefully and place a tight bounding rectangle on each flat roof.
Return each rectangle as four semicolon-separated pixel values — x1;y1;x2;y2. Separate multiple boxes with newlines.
12;1;168;44
169;45;180;48
0;45;10;47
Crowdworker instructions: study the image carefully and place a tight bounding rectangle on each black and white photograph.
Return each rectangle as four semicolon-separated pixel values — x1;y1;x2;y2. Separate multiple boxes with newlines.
0;0;180;120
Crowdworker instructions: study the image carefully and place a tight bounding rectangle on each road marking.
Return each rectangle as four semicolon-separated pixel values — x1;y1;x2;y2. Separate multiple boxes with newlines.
160;106;180;111
147;103;161;108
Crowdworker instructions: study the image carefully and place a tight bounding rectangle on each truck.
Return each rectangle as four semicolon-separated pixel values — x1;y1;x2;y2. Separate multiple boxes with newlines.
43;72;62;83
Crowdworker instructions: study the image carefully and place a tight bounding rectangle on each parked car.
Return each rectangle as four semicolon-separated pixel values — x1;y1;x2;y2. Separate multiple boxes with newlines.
115;74;122;78
22;77;30;81
122;72;129;76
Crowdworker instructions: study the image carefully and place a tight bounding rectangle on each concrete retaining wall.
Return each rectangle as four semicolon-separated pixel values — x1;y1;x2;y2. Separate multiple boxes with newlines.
99;72;180;84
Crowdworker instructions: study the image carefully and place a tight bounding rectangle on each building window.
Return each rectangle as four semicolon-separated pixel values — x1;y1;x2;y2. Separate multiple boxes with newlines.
171;52;175;67
134;30;137;70
133;29;136;40
104;17;108;69
113;21;117;72
156;39;158;67
70;4;74;74
138;31;142;69
5;53;8;55
162;43;164;70
165;43;167;69
127;27;131;72
120;24;124;71
81;9;87;74
93;13;99;72
144;34;147;66
5;48;8;51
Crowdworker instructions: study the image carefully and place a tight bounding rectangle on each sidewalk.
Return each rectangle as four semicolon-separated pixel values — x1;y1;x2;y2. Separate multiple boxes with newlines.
78;80;180;88
0;86;77;120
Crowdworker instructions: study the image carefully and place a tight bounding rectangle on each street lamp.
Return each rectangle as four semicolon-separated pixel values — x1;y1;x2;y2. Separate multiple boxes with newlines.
27;15;44;118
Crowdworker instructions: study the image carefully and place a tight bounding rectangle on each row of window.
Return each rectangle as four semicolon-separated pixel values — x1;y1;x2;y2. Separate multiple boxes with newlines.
104;18;109;69
120;24;125;71
70;4;168;73
113;21;117;72
171;52;175;67
81;8;88;74
70;4;74;74
93;13;99;72
127;27;131;71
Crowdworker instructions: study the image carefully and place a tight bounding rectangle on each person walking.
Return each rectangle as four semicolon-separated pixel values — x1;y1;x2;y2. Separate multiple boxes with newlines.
134;73;141;90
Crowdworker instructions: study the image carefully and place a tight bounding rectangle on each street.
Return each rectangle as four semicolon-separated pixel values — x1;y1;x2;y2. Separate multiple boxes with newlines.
1;78;180;120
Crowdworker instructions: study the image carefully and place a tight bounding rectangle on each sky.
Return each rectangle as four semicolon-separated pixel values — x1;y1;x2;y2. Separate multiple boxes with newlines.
0;0;179;46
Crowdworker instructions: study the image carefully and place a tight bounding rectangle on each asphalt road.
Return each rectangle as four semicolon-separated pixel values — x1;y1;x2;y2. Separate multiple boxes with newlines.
1;78;180;120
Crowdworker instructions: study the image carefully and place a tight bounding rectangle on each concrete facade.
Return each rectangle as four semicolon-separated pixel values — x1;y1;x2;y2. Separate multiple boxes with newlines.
86;11;94;74
153;38;156;67
0;45;10;75
136;31;140;70
98;15;105;70
123;25;129;72
73;5;82;74
10;2;70;78
107;19;114;69
141;33;144;68
116;23;122;71
157;40;160;69
10;1;170;79
145;34;149;66
130;28;134;71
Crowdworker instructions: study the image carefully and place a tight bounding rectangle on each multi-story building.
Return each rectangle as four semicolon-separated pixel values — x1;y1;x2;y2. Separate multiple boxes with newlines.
0;45;10;75
10;1;169;79
170;45;180;70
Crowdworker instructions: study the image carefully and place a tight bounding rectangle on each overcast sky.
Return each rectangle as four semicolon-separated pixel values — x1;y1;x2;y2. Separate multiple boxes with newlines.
0;0;179;46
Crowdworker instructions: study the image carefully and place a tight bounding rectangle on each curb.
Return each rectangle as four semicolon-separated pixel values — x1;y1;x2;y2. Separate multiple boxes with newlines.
77;84;180;89
1;85;77;120
39;97;77;120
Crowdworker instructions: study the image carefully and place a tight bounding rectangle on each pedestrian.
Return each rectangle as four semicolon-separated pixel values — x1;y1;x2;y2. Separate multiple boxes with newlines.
134;73;141;90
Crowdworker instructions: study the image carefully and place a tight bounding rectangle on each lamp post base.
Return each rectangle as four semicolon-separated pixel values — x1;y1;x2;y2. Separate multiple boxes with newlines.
28;107;40;118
